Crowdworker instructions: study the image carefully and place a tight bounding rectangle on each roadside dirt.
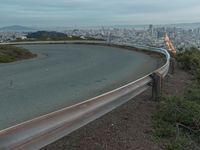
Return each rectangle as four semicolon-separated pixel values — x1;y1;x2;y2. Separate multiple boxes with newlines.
42;65;193;150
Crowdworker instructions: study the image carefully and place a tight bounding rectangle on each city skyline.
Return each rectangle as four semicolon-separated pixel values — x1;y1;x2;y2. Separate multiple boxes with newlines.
1;0;200;27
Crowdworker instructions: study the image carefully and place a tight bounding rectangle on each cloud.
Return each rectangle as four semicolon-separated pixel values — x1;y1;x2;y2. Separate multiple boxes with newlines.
0;0;200;27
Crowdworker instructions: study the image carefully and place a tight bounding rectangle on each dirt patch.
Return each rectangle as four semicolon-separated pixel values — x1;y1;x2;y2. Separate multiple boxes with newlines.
163;66;193;97
42;65;192;150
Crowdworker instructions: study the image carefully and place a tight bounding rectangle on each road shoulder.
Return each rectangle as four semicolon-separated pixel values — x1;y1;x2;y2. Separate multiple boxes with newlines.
42;66;192;150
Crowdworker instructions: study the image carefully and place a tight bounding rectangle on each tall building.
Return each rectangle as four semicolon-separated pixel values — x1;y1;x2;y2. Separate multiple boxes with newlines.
149;24;154;36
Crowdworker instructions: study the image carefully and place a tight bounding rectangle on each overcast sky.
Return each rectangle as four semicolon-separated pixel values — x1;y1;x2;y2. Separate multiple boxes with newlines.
1;0;200;27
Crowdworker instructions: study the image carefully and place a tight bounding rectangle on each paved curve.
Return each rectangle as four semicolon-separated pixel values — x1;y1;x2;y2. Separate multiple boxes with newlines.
0;44;161;131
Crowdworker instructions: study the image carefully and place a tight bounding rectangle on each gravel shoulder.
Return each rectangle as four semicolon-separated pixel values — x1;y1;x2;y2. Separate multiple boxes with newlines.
42;65;193;150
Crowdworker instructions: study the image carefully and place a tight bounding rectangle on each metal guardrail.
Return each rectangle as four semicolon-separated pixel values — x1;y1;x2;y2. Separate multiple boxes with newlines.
0;42;170;150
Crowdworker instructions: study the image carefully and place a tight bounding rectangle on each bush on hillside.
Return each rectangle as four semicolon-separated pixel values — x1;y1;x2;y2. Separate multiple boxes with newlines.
0;45;36;63
177;48;200;83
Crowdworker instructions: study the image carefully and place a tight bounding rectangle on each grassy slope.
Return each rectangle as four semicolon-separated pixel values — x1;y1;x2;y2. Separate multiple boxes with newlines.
0;45;37;63
153;48;200;150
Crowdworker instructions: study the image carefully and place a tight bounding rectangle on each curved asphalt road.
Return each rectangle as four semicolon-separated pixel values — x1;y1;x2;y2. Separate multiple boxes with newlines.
0;44;161;131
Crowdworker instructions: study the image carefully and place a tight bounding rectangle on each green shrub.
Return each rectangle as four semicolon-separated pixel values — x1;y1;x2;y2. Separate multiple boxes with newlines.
166;135;196;150
153;96;200;149
0;45;36;63
156;97;200;131
153;119;176;138
195;68;200;83
0;55;16;63
185;83;200;104
177;48;200;83
177;48;200;72
153;48;200;149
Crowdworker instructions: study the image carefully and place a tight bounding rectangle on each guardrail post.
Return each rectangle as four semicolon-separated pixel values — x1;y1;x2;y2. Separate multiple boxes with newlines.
151;72;162;101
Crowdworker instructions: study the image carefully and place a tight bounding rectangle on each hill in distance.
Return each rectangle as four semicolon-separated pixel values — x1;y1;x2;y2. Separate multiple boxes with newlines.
24;31;100;41
27;31;67;40
0;25;37;32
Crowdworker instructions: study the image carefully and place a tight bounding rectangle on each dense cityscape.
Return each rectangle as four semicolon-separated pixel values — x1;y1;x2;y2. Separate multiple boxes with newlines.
1;0;200;149
1;24;200;51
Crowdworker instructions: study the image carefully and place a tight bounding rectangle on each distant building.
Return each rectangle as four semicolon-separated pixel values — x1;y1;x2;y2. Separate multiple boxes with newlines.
20;35;27;40
149;24;154;36
80;36;85;39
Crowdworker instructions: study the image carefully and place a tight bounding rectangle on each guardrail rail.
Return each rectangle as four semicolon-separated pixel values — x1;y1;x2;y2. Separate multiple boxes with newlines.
0;41;170;150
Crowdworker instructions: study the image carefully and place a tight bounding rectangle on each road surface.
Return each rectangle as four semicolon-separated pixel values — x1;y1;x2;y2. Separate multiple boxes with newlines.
0;44;161;131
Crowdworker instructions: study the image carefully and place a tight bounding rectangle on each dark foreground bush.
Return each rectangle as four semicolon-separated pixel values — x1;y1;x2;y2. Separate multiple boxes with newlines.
154;97;200;133
153;48;200;150
153;97;200;150
165;135;197;150
185;82;200;105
